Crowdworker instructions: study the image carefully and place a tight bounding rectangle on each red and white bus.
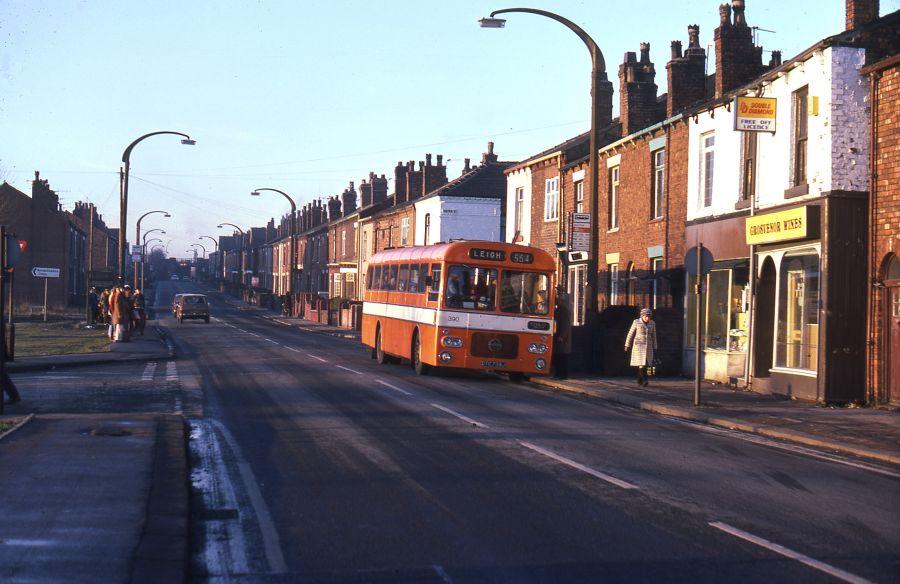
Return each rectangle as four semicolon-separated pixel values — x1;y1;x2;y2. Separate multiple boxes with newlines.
362;241;555;378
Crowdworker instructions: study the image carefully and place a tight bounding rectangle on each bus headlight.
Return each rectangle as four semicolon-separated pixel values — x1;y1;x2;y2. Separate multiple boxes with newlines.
528;342;548;354
439;351;453;363
535;358;547;370
441;336;463;348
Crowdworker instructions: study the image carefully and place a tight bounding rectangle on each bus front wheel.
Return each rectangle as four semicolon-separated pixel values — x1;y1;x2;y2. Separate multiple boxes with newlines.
412;331;430;376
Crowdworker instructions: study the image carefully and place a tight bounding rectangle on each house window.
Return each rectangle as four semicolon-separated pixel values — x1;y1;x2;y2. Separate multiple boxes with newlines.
341;230;346;257
544;177;559;221
400;218;410;246
424;213;431;245
651;149;665;219
741;132;757;202
609;166;619;229
361;232;368;260
651;257;664;309
625;262;635;305
702;133;715;207
514;187;525;233
567;263;587;326
792;86;809;186
575;180;584;213
608;263;619;305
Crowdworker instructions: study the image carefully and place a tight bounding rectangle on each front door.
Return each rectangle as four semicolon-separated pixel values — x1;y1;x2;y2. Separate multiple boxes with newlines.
888;285;900;404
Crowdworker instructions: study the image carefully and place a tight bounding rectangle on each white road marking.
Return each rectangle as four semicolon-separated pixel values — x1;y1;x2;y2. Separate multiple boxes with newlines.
174;397;182;415
209;419;288;574
433;565;453;583
141;362;157;382
518;441;639;490
307;354;327;363
285;347;301;353
430;403;490;429
246;332;260;337
375;379;412;396
709;522;873;584
664;416;900;479
336;365;362;375
166;361;178;382
263;338;279;344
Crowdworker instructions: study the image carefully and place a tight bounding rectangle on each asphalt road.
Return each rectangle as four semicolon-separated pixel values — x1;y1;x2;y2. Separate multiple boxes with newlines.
158;280;900;583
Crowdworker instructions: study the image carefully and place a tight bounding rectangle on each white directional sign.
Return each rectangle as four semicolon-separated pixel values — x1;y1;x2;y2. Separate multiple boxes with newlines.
31;267;60;278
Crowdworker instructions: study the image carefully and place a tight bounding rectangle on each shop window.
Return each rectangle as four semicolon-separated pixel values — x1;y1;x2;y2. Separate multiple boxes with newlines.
776;252;819;370
685;266;750;351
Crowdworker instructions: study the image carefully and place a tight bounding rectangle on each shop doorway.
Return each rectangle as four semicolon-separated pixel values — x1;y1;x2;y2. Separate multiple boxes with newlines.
882;254;900;404
754;257;776;377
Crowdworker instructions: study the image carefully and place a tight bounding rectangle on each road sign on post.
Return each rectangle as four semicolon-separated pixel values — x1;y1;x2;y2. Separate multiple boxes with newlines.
684;244;714;406
31;267;60;322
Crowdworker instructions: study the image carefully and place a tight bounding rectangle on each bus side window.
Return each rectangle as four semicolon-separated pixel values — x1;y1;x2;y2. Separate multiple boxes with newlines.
371;265;382;290
409;264;420;293
389;265;399;290
418;263;428;293
380;265;391;290
427;264;441;302
398;264;410;292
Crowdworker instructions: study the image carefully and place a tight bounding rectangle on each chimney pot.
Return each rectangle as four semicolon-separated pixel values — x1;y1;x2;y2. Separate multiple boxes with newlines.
437;154;443;166
640;42;651;62
624;51;637;63
487;141;494;155
769;50;782;67
671;40;683;59
464;158;471;172
426;153;432;166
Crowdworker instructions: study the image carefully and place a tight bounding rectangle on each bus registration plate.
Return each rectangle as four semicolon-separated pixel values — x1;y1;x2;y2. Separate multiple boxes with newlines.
481;360;506;368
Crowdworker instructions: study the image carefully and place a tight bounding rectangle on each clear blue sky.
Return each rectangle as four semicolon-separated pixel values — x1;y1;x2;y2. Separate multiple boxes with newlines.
1;0;895;257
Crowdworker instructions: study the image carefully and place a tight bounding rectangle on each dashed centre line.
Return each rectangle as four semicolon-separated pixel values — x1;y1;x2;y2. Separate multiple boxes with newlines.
166;361;178;382
518;441;638;490
430;404;490;429
709;522;872;584
141;362;157;382
307;354;327;363
264;338;279;344
336;365;362;375
284;347;301;353
375;380;412;396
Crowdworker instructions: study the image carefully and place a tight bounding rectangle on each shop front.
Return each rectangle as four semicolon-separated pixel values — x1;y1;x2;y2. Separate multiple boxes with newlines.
684;215;751;385
748;199;867;403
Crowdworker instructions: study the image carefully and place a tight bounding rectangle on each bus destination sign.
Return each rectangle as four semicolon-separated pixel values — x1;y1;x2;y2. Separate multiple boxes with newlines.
469;248;505;261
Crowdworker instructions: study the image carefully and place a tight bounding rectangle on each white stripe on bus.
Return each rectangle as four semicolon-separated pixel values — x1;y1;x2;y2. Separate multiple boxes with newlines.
362;302;552;334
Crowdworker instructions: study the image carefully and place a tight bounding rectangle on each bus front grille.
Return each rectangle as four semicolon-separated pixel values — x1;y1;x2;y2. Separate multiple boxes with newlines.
470;333;519;359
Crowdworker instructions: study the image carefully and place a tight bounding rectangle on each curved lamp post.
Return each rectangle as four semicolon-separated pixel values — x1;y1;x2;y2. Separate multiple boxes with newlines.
119;131;195;283
200;235;220;283
481;8;611;322
141;233;164;289
251;188;297;297
218;223;247;291
190;243;207;259
134;209;171;288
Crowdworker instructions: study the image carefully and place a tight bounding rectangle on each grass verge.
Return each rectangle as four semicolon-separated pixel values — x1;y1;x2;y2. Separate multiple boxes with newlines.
13;319;110;357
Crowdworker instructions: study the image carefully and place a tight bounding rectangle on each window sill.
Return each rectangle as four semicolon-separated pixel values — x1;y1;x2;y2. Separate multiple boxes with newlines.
769;366;817;378
607;227;620;233
543;217;559;223
734;199;751;210
784;184;809;199
649;217;664;224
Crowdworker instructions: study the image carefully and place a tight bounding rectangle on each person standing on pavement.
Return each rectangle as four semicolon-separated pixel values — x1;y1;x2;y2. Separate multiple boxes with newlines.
88;287;99;324
625;308;658;387
553;287;572;379
99;288;110;325
133;289;147;335
107;287;118;339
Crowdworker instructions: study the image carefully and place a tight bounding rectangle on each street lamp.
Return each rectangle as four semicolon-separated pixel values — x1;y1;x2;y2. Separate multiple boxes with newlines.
134;210;171;288
119;131;195;284
200;235;219;284
190;243;207;258
141;232;164;289
251;188;297;298
218;223;246;292
481;8;612;325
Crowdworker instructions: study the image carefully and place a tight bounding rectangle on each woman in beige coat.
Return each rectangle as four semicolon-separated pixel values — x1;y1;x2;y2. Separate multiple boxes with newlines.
625;308;657;386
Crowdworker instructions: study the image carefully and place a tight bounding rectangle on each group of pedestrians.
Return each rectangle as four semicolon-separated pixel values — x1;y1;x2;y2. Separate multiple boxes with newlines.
552;288;659;386
89;285;147;342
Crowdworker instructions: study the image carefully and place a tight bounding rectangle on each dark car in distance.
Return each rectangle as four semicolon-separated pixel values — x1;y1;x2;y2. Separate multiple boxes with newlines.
175;294;210;323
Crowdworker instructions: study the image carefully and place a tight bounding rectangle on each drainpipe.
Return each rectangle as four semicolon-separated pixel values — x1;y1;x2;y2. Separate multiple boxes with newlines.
865;69;880;404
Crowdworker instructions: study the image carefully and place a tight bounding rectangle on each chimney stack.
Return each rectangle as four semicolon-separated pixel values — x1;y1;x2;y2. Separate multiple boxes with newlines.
846;0;879;30
619;43;661;136
342;181;357;214
714;0;764;97
424;151;448;195
406;161;424;201
464;158;471;172
372;174;388;204
481;141;498;164
327;195;342;220
394;161;409;204
666;25;707;116
360;174;374;207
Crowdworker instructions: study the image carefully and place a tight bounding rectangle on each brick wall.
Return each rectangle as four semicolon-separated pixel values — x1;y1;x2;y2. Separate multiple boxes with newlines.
528;158;563;265
869;59;900;402
373;205;416;253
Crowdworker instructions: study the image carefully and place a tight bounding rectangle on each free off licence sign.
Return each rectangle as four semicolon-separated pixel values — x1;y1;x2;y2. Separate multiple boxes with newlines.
734;96;777;132
745;206;809;245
